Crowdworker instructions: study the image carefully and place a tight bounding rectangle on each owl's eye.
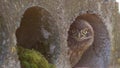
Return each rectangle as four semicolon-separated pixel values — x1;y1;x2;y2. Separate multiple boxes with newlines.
71;29;75;33
72;31;78;37
70;29;79;40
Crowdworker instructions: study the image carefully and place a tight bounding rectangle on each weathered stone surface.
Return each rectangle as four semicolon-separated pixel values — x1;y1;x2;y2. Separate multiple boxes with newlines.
0;0;118;68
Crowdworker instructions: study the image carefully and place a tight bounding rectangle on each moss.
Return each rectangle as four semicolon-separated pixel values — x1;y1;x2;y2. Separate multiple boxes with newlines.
17;46;55;68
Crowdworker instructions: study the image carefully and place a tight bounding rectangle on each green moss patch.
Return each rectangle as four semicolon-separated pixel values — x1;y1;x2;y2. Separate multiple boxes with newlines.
17;46;55;68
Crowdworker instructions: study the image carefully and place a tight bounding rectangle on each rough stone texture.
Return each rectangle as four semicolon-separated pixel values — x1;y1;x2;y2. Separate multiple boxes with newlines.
0;0;118;68
111;2;120;68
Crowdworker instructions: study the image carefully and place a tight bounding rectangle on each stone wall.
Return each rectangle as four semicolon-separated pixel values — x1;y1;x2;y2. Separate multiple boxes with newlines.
0;0;118;68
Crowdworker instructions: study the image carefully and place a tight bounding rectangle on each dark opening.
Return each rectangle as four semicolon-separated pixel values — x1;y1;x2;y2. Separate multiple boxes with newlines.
68;14;110;68
15;6;59;64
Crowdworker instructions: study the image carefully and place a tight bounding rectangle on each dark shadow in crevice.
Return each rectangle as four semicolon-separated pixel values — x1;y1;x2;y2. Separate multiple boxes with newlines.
15;6;59;64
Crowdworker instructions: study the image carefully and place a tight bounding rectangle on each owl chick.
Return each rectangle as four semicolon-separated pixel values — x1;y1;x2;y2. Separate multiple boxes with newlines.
67;19;94;67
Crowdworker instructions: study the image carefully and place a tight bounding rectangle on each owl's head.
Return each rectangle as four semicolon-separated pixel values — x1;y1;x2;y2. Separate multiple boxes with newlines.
69;20;94;44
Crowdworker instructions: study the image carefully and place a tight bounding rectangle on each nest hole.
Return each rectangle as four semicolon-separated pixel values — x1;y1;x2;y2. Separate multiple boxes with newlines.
15;6;59;68
68;14;110;68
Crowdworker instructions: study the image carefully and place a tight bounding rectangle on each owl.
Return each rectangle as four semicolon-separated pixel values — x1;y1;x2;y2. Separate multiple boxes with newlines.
67;19;94;67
